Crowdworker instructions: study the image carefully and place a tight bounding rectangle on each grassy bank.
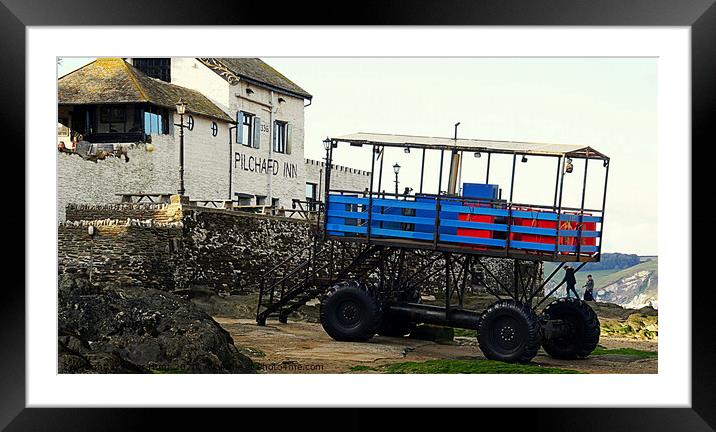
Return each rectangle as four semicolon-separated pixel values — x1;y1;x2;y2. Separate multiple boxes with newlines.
351;359;582;374
591;346;657;359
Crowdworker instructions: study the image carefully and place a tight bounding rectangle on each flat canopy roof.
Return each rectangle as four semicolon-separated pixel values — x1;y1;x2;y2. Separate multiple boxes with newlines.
331;132;608;159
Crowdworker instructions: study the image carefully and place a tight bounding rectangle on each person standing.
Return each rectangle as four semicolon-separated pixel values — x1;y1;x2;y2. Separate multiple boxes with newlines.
583;274;595;301
563;265;579;299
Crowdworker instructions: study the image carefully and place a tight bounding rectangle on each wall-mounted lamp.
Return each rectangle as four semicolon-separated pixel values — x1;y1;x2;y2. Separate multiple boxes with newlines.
175;98;187;115
521;155;528;163
603;159;609;168
246;88;254;95
278;97;286;104
87;225;96;236
404;147;411;154
565;157;574;173
474;152;481;158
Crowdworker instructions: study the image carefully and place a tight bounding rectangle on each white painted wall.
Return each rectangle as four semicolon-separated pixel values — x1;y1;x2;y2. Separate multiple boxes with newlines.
57;58;368;218
56;113;232;221
180;112;231;200
166;58;310;208
170;58;231;114
229;79;307;209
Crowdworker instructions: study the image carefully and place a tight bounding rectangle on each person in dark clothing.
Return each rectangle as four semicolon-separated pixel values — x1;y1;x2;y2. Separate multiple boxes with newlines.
583;274;595;301
563;265;579;299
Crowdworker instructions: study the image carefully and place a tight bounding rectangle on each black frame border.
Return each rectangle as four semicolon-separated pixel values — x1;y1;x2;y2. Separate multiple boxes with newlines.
4;0;715;429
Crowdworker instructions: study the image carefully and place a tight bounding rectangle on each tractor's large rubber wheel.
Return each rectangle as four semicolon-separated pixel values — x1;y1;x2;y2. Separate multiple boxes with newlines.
540;298;600;359
320;282;382;342
477;300;542;364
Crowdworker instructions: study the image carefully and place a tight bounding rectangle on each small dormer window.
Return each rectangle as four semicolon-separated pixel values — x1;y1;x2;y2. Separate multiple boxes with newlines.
211;122;218;137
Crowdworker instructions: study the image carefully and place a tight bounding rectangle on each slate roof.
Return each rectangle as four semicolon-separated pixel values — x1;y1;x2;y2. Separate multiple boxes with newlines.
209;58;312;100
58;58;234;123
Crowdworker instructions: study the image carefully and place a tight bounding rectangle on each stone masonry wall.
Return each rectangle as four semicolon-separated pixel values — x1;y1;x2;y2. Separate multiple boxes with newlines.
58;202;314;292
65;202;183;224
58;222;183;289
177;209;314;292
59;201;539;296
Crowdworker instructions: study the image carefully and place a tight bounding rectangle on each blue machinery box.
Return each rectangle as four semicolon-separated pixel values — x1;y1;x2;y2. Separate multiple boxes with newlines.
463;183;500;200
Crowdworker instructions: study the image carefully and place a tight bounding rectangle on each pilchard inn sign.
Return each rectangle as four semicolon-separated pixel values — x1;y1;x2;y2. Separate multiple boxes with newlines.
234;152;298;178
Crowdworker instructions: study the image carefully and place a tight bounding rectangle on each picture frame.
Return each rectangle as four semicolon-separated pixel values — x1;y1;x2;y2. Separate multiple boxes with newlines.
5;0;714;428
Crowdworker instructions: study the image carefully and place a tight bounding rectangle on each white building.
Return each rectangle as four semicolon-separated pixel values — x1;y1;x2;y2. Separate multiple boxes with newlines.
57;57;369;220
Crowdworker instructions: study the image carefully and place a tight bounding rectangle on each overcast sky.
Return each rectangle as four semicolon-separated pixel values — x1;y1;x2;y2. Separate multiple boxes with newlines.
58;57;657;255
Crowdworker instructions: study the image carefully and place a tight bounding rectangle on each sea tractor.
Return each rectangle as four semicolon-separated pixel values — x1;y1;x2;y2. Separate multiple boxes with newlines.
257;131;610;364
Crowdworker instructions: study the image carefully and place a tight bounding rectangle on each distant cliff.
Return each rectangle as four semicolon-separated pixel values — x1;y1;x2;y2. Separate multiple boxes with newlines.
543;256;658;310
595;260;658;309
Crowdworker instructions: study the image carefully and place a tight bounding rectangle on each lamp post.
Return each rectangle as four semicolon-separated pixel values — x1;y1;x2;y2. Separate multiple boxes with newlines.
322;137;333;217
323;137;332;163
393;162;401;196
175;98;187;196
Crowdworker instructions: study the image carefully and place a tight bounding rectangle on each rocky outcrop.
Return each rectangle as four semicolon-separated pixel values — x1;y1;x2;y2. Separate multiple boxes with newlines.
58;276;253;373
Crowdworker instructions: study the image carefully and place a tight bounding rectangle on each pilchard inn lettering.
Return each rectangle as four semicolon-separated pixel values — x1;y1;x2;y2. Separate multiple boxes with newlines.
234;152;298;178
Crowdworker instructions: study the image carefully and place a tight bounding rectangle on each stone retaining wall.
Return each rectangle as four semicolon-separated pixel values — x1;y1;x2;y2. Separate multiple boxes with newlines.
58;223;182;289
58;201;539;295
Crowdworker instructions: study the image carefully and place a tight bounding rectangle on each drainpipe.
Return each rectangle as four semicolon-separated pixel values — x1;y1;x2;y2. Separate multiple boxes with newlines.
268;91;275;207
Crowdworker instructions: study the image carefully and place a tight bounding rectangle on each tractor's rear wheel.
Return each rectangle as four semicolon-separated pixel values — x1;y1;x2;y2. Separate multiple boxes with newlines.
320;281;382;342
540;298;600;359
477;300;542;364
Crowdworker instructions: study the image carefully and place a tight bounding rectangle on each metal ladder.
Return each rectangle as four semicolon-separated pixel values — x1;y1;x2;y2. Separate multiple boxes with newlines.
255;240;384;326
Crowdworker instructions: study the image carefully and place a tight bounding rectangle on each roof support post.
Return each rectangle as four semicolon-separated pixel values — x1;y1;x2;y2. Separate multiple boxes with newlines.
376;146;384;196
367;144;376;241
553;156;562;209
419;147;426;194
509;153;517;203
597;159;610;257
377;146;385;228
485;152;491;184
576;152;590;258
434;149;445;249
555;157;567;259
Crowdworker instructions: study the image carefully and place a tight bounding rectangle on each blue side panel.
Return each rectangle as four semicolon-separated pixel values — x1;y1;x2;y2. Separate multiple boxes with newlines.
414;195;436;234
441;234;507;247
327;194;367;237
326;195;347;236
413;195;458;235
372;203;403;234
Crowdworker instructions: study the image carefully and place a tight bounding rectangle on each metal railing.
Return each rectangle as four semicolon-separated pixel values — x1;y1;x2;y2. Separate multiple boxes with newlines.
323;188;603;262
